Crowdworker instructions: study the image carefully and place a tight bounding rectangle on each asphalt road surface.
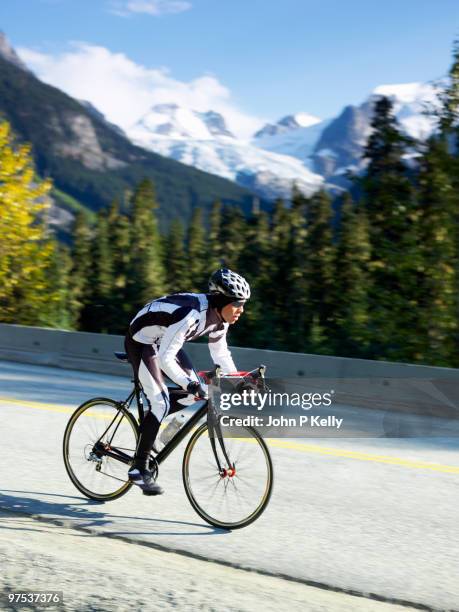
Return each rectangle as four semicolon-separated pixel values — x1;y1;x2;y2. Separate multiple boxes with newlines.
0;509;416;612
0;360;458;611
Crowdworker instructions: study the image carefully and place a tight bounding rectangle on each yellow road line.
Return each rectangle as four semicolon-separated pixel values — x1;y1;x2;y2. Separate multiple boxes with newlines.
0;396;135;421
1;396;458;474
266;438;459;474
0;396;156;424
0;396;75;415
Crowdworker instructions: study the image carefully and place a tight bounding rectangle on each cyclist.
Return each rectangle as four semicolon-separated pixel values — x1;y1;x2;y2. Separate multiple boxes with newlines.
125;268;250;495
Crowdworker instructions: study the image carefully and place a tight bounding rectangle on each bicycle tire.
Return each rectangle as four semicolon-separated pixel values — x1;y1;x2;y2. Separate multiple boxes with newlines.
63;397;139;501
182;422;273;530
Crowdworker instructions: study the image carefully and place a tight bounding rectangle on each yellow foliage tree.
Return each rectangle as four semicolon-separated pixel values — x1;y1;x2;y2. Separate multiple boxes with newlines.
0;120;56;324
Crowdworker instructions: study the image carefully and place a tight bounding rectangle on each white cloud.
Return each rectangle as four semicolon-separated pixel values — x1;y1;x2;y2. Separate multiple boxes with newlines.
109;0;192;17
17;43;263;140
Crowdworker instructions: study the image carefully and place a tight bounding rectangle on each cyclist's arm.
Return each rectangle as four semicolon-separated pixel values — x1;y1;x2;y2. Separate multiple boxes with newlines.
208;326;237;374
159;312;199;390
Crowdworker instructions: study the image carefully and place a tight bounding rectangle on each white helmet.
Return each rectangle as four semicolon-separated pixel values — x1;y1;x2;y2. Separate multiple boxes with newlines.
208;268;251;301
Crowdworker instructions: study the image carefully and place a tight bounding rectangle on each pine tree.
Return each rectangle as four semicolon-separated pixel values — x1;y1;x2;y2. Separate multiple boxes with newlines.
284;189;310;352
304;190;335;353
102;202;133;334
360;96;421;361
0;121;55;325
436;41;459;365
94;210;114;302
208;200;223;270
437;40;459;135
233;209;272;348
41;243;73;329
125;179;165;311
416;137;457;365
264;199;292;349
165;218;188;293
332;193;371;356
219;205;247;270
81;210;115;332
69;209;94;329
187;207;207;292
308;314;329;354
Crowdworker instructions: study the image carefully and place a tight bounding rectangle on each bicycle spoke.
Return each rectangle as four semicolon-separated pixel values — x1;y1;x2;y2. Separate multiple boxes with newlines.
203;477;224;506
229;478;253;507
183;423;273;529
64;400;138;500
195;472;221;482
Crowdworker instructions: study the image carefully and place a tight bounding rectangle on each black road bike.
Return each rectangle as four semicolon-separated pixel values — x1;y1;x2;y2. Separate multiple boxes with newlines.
63;354;273;530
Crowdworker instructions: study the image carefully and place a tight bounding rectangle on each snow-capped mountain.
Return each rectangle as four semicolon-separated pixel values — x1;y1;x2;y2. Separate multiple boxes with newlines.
127;82;440;199
3;26;441;207
254;82;439;187
128;104;324;200
253;113;331;169
373;82;438;140
310;101;374;182
254;112;321;138
131;103;236;140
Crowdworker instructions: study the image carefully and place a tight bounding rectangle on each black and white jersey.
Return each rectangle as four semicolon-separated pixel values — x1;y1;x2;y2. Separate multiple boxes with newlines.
129;293;236;389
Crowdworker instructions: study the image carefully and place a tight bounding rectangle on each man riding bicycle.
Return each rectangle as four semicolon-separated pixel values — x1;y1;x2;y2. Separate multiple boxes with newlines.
125;268;250;495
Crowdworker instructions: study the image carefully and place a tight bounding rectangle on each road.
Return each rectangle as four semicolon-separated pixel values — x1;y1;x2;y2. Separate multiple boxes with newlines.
0;509;414;612
0;360;458;611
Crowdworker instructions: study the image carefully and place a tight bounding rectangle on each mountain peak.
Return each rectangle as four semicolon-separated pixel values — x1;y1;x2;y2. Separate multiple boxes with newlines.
254;112;321;139
370;81;439;141
132;104;234;140
0;32;29;72
197;110;234;138
372;82;435;104
279;113;321;129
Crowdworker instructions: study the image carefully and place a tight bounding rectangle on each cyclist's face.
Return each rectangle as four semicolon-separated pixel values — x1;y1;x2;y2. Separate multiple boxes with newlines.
221;303;244;324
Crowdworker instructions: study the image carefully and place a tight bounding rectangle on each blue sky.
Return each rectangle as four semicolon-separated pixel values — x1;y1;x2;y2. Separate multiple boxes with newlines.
1;0;458;135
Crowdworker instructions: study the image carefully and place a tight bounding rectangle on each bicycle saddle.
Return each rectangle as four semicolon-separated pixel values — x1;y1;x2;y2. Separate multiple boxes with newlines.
114;351;129;362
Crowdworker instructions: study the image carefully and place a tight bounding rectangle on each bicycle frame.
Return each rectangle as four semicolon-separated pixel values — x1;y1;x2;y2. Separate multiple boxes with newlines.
95;382;209;468
96;364;266;473
155;397;208;465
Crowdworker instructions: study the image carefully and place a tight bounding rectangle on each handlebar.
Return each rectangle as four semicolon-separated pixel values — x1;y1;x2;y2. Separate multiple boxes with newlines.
198;364;267;384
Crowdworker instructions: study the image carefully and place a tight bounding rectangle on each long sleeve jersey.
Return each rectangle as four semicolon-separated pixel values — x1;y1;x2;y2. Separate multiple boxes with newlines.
128;292;236;390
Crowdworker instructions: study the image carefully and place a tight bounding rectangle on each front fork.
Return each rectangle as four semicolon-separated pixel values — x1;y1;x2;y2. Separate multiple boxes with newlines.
207;367;236;477
208;399;234;476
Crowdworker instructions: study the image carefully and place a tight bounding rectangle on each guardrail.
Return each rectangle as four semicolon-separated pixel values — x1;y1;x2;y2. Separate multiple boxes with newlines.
0;323;458;417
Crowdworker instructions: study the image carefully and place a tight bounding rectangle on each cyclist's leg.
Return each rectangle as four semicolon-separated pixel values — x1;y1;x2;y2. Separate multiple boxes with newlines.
137;344;170;453
135;348;169;454
167;349;200;414
125;333;170;449
125;334;168;494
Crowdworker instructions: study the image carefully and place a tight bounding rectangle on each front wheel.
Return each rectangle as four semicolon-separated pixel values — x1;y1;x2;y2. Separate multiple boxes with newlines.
63;397;139;501
182;423;273;529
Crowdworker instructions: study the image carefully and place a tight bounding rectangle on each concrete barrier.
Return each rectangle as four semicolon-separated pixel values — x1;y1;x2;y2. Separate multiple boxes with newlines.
2;323;457;377
0;324;130;375
0;323;458;417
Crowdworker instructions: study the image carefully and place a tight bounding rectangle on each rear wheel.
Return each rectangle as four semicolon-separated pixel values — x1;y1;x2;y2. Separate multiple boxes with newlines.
182;423;273;529
63;398;139;501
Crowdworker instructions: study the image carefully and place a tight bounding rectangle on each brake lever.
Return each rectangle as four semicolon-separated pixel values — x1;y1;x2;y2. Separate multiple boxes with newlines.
241;364;267;391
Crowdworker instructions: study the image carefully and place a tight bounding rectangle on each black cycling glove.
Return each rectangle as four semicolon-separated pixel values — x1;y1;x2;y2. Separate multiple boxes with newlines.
186;381;209;399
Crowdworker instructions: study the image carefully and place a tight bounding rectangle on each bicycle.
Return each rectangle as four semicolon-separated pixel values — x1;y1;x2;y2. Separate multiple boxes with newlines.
63;354;274;530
